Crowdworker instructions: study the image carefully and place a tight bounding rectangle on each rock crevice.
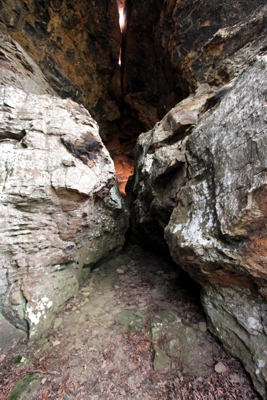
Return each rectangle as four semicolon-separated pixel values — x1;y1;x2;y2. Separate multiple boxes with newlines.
132;56;267;397
1;1;267;397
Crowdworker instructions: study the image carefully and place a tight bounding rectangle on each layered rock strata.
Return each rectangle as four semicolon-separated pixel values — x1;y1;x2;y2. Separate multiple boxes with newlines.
0;0;121;137
1;1;267;396
132;56;267;397
124;0;267;127
3;1;266;200
0;37;127;341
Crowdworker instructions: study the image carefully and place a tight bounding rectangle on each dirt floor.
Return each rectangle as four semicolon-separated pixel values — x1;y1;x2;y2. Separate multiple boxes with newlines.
0;245;261;399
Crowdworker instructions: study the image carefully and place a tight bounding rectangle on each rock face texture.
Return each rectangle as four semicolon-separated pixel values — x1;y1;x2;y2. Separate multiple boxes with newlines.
125;3;267;394
3;1;266;197
154;1;267;91
132;56;267;397
0;34;56;96
1;0;267;396
0;36;127;341
0;0;121;137
124;0;267;128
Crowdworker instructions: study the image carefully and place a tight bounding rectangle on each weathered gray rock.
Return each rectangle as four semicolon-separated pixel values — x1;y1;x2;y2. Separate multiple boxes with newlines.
131;91;212;249
132;55;267;397
0;86;127;339
153;345;170;370
202;285;267;388
0;313;26;347
149;320;164;342
0;34;56;96
165;324;214;377
0;39;128;340
114;310;148;332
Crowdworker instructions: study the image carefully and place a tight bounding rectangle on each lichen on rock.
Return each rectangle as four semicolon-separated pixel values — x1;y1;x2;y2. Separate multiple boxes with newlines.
0;37;128;340
132;55;267;397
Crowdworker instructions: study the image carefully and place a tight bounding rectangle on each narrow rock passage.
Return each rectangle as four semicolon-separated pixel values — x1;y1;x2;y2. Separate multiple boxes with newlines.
1;246;260;399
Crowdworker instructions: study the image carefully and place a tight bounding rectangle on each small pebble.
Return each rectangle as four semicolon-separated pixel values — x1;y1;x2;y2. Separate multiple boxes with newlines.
116;267;127;274
64;343;74;351
81;291;92;297
123;305;136;310
81;287;90;292
53;317;63;330
215;361;227;373
198;321;207;332
230;373;244;384
53;340;61;347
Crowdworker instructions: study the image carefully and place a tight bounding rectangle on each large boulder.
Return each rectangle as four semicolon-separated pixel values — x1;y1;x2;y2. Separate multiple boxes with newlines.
132;56;267;397
0;37;127;341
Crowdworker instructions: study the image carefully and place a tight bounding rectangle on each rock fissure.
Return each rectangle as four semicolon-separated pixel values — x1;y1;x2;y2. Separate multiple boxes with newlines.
1;0;267;398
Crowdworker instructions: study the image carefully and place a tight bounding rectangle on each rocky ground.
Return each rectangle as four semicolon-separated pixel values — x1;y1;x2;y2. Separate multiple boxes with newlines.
0;245;261;399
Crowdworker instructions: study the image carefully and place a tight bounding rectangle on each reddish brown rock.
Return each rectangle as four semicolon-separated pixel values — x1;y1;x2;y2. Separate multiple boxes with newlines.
0;0;121;136
123;0;267;127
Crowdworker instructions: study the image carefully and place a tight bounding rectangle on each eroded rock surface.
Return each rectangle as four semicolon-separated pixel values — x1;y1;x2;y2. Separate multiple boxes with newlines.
0;34;56;96
132;56;267;397
124;0;267;130
0;40;127;341
0;0;121;137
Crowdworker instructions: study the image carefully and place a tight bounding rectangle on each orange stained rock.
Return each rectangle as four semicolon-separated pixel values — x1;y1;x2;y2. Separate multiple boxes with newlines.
113;155;134;196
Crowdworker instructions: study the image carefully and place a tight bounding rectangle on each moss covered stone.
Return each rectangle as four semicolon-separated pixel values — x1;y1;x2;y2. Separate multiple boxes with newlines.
153;345;170;370
8;374;41;400
13;355;32;367
114;310;148;332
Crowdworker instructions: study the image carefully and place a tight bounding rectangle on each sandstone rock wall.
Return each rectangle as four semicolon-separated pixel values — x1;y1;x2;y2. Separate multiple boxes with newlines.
124;0;267;129
132;56;267;397
0;37;127;341
0;34;56;96
0;0;121;137
1;1;267;395
1;0;266;140
154;0;267;90
3;0;266;197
